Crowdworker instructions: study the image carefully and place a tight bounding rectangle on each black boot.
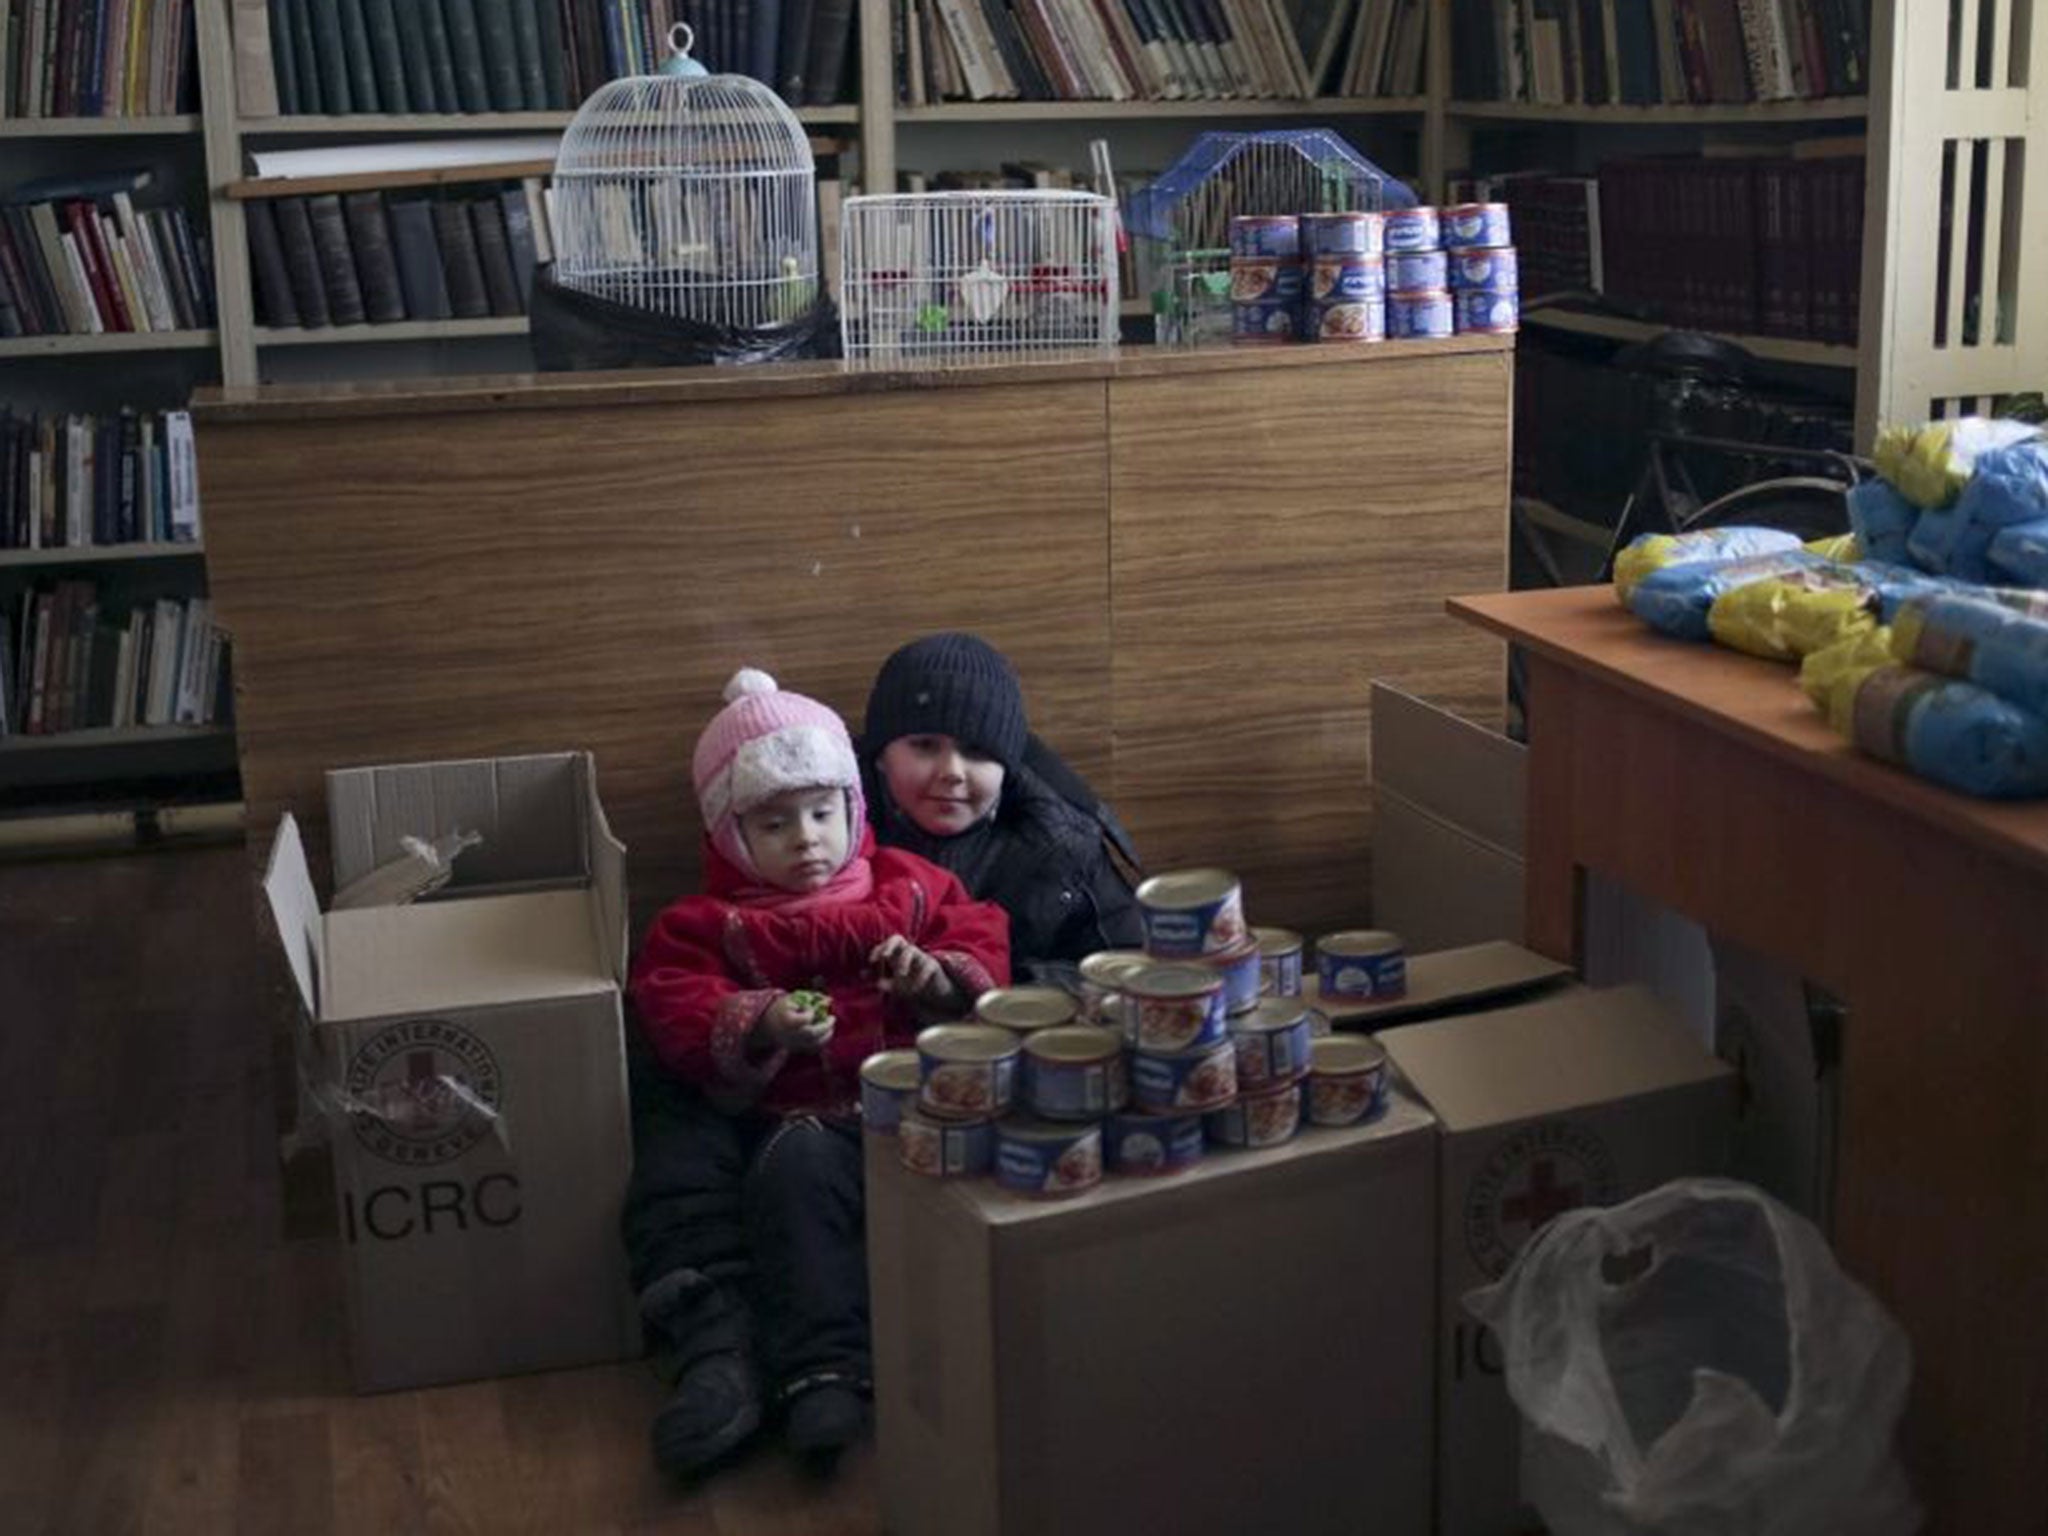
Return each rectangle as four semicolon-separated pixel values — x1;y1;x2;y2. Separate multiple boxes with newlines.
652;1351;763;1477
784;1381;867;1470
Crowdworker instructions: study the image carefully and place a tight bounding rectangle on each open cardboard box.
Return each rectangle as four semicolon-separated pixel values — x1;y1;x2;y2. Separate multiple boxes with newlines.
263;752;640;1392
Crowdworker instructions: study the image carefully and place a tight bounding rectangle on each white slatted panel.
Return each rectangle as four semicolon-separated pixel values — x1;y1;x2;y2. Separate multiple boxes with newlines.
1859;0;2048;442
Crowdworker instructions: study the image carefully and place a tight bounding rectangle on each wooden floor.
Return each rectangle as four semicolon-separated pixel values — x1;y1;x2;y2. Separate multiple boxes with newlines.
0;842;884;1536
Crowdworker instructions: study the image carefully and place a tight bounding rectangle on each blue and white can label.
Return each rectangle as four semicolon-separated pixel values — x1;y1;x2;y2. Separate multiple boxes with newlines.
1387;290;1454;339
1382;206;1441;253
1449;245;1518;292
1299;211;1383;257
1230;214;1301;260
1232;297;1297;343
1105;1111;1204;1174
1389;249;1448;294
1309;256;1385;303
1132;1039;1238;1112
1454;288;1520;333
899;1111;994;1177
1308;299;1386;342
995;1119;1103;1197
1440;201;1513;250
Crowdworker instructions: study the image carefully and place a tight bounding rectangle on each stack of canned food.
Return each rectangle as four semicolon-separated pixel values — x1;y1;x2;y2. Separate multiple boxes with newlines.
1228;215;1306;345
1382;200;1520;339
860;867;1398;1196
1230;212;1390;346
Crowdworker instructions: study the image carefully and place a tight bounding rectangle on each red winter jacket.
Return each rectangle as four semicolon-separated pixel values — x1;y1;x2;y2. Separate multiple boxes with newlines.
630;834;1010;1118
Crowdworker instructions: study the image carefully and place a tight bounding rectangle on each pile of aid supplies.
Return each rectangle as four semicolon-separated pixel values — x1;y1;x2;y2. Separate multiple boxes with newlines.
1613;415;2048;799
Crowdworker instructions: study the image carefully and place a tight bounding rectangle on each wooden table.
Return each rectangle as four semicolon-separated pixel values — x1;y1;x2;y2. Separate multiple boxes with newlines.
1451;586;2048;1536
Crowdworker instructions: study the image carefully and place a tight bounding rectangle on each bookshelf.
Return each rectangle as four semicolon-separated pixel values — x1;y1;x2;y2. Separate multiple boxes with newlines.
1520;305;1857;370
0;115;202;136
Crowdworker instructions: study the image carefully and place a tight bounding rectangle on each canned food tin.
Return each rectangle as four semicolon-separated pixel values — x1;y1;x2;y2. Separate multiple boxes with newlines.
1104;1110;1205;1174
1204;1080;1302;1149
1309;299;1385;342
1229;213;1300;260
1024;1025;1128;1120
917;1023;1021;1120
859;1049;921;1133
1253;926;1304;997
1125;963;1229;1052
1440;201;1513;250
1315;929;1408;999
1454;288;1520;334
1136;867;1246;957
1201;936;1264;1017
1309;256;1385;303
1448;245;1518;291
1382;206;1441;253
1077;949;1149;1034
974;986;1078;1035
1306;1035;1388;1127
1299;210;1383;257
1230;258;1304;303
1387;289;1454;339
1132;1038;1238;1113
1229;997;1315;1090
1388;248;1448;294
1232;298;1297;343
995;1116;1103;1197
899;1109;996;1176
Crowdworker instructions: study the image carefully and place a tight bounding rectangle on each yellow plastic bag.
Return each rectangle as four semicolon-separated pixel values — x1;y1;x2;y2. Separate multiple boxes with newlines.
1800;627;1895;735
1873;417;2042;509
1613;528;1805;606
1710;572;1877;662
1803;532;1861;563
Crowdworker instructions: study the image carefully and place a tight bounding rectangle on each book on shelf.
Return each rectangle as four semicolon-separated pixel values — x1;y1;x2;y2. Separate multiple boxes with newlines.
2;0;199;119
249;180;556;328
895;0;1376;104
1451;0;1870;106
0;406;199;551
0;167;212;338
232;0;862;117
1;579;228;738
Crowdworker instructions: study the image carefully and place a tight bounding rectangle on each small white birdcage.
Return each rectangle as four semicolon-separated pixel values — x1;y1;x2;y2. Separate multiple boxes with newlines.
839;191;1120;362
551;29;818;332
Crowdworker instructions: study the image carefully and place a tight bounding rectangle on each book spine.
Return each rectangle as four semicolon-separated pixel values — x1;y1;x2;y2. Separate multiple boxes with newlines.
418;0;458;109
467;195;523;314
476;0;523;108
389;0;437;109
234;0;282;113
268;0;301;110
386;197;452;318
535;0;567;104
360;0;409;110
341;189;404;321
336;0;379;108
440;0;488;111
308;0;353;111
432;196;490;317
305;192;365;322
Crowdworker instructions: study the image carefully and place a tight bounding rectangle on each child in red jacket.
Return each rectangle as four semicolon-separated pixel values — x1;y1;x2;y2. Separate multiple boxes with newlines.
624;668;1008;1477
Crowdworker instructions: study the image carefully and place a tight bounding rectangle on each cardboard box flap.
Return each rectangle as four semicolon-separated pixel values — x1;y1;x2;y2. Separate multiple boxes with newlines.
1379;983;1729;1133
1371;683;1525;855
326;752;590;894
1312;941;1571;1027
586;766;628;984
322;888;614;1023
263;812;326;1017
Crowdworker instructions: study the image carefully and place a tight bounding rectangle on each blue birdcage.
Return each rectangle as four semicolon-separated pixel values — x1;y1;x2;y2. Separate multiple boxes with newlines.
1123;130;1417;346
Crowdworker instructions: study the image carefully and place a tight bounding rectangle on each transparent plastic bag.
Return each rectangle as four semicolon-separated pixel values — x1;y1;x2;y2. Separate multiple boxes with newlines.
1465;1179;1920;1536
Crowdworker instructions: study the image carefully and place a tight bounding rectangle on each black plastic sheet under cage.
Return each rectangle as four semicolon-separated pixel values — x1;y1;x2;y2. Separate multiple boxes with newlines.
529;263;839;371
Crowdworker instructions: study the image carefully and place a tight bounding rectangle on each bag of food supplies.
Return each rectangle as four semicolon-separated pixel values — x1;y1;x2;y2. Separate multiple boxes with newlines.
1802;627;1897;734
1908;438;2048;581
1873;416;2039;509
1707;563;1877;661
1988;518;2048;587
1850;664;2048;798
1612;527;1803;606
1847;479;1918;566
1628;549;1825;642
1891;593;2048;718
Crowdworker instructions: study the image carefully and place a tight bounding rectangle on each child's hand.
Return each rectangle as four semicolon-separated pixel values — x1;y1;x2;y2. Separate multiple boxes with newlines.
871;935;963;1014
759;992;835;1053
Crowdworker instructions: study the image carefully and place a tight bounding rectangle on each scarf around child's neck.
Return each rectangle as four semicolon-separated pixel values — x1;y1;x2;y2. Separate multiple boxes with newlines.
701;824;879;914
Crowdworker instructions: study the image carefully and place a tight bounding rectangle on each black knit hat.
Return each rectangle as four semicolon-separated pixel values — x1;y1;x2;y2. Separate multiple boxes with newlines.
861;633;1029;770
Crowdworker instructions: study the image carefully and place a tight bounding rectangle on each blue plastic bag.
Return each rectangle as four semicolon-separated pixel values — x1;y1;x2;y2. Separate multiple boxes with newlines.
1847;479;1918;567
1988;518;2048;587
1851;664;2048;798
1628;551;1825;642
1917;439;2048;580
1893;593;2048;718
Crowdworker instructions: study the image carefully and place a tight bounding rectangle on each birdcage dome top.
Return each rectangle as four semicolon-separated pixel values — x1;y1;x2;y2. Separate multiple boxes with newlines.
555;72;815;183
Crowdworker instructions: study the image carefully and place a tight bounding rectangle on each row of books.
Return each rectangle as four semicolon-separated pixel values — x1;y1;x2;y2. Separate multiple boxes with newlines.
0;169;215;339
0;0;195;118
2;584;226;737
0;408;200;550
1472;150;1865;343
245;181;549;328
896;0;1348;104
241;0;860;115
1448;0;1870;107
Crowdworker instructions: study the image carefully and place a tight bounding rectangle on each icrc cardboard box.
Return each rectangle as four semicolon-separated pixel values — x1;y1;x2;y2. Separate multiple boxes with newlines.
867;1096;1438;1536
1379;984;1734;1536
263;752;641;1393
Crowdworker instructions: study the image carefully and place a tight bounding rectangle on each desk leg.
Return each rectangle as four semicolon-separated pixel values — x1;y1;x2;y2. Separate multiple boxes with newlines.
1522;652;1585;970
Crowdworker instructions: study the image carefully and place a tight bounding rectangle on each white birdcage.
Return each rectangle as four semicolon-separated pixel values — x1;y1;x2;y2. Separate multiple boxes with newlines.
551;31;818;332
839;191;1120;362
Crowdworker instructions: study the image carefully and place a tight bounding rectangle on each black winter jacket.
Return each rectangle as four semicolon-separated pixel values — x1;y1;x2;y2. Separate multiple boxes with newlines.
862;735;1144;973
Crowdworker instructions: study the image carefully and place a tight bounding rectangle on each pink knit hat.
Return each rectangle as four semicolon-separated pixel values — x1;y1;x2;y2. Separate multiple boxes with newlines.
693;668;865;877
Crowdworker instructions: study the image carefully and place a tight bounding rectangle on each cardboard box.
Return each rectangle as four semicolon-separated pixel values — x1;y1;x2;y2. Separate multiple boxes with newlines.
1371;683;1526;952
1378;985;1734;1536
1307;939;1571;1029
868;1097;1438;1536
263;752;640;1393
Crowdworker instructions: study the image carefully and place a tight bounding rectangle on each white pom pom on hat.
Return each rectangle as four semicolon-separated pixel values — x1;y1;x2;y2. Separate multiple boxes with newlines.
724;666;778;703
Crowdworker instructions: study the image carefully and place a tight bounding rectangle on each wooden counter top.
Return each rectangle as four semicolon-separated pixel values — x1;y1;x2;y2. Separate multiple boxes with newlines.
189;333;1514;422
